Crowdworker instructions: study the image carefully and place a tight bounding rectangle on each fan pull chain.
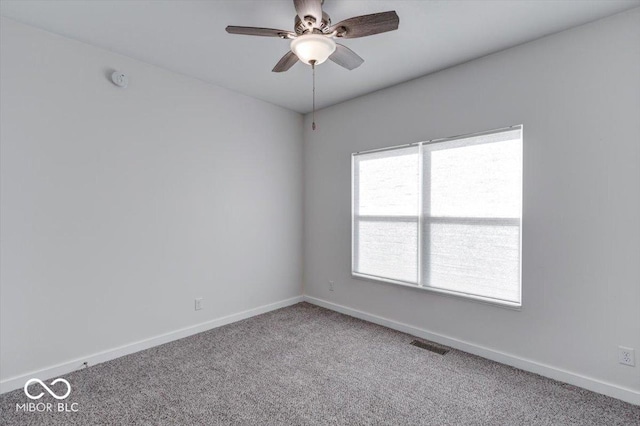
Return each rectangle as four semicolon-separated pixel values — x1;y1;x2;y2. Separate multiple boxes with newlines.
311;60;316;131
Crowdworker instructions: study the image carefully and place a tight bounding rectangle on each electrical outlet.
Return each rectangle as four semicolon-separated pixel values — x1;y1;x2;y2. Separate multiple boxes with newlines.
194;298;203;311
618;346;635;366
329;280;334;291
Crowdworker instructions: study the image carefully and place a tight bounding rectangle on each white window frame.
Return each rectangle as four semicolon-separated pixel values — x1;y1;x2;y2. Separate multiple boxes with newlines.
351;125;523;309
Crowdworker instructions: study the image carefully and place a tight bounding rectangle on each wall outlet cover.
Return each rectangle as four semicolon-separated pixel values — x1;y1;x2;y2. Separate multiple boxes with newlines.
618;346;635;366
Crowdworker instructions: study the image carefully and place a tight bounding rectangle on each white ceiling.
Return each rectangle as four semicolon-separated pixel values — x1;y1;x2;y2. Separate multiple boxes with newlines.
1;0;638;113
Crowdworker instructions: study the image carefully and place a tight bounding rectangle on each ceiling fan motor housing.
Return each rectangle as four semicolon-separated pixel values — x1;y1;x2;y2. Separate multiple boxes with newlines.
295;12;332;35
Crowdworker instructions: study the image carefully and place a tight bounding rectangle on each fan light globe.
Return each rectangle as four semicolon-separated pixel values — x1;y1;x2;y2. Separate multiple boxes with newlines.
290;34;336;65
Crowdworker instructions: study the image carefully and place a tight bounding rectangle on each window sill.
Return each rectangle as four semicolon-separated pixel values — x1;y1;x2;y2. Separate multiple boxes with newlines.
351;272;522;311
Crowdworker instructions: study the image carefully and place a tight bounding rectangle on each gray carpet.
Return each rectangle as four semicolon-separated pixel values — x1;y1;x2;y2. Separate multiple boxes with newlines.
1;302;638;425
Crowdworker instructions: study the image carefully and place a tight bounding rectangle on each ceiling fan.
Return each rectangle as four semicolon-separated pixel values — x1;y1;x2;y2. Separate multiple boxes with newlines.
226;0;399;129
225;0;399;72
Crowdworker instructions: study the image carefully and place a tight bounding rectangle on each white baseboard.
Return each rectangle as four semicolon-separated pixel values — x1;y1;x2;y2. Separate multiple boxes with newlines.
0;295;304;394
304;295;640;406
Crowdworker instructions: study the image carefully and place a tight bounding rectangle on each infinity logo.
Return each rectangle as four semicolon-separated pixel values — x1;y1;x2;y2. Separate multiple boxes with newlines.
24;378;71;400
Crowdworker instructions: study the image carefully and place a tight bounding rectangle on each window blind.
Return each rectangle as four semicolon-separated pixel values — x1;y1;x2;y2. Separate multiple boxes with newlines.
352;126;522;306
352;146;420;284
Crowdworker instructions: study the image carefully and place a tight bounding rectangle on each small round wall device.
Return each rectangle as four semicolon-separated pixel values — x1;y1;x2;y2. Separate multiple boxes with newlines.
111;71;128;88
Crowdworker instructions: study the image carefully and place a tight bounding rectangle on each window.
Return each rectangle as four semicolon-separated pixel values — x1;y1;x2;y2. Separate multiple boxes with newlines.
352;126;522;307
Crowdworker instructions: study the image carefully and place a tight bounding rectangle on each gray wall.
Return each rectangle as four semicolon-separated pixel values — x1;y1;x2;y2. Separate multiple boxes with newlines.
0;17;303;382
304;8;640;395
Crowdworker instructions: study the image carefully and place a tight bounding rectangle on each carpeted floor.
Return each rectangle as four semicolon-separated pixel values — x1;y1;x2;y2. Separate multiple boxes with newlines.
1;302;639;425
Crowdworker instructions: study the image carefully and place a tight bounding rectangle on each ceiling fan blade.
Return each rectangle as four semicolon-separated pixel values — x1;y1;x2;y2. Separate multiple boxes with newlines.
226;26;294;38
272;51;299;72
293;0;323;28
329;44;364;70
328;11;399;39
